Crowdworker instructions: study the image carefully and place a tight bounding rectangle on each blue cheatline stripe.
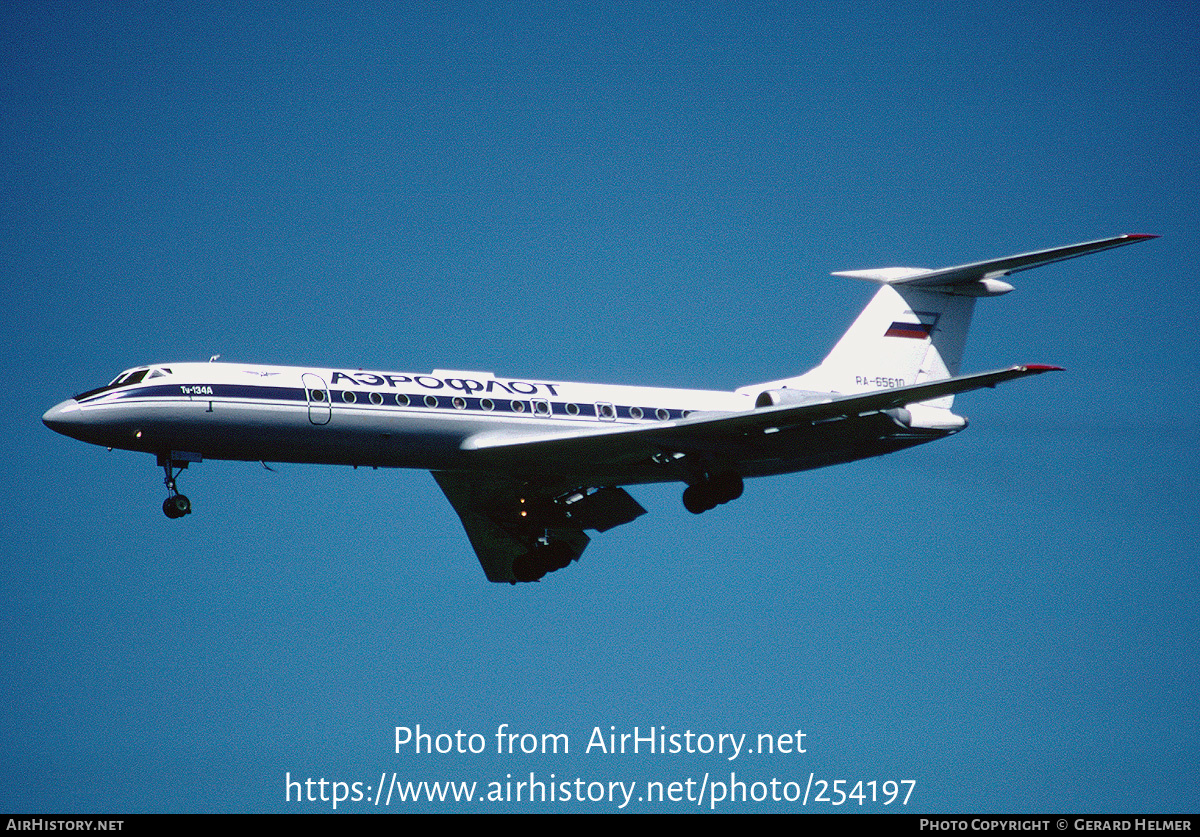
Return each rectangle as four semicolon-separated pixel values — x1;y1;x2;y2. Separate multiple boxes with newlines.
88;383;691;422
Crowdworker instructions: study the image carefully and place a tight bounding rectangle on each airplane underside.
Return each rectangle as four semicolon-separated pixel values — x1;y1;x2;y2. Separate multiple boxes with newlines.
51;395;951;582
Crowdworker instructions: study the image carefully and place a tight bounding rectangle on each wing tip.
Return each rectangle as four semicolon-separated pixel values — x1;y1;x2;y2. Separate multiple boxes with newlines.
1020;363;1065;373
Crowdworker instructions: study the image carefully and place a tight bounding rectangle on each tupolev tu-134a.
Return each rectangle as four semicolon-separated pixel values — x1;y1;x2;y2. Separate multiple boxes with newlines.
44;234;1155;583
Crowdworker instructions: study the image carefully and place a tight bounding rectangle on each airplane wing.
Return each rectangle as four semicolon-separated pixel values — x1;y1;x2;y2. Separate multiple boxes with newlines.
461;364;1062;467
431;471;644;583
438;364;1058;582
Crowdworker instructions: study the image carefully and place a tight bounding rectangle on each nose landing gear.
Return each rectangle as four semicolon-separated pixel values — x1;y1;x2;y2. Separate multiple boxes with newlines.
158;453;199;519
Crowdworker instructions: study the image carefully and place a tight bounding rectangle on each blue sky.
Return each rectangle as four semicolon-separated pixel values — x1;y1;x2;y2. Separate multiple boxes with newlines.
3;0;1197;813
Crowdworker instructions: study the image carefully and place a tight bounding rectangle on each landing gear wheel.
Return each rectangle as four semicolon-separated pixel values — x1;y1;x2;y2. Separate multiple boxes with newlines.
683;484;716;514
511;540;578;582
543;541;574;571
710;472;744;503
683;472;743;514
163;494;191;519
512;552;546;583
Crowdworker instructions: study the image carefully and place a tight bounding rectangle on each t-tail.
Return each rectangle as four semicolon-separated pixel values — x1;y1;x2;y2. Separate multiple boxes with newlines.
741;234;1156;424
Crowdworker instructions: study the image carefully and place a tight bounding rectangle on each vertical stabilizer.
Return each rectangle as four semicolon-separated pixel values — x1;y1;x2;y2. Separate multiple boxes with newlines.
781;284;975;407
742;235;1156;405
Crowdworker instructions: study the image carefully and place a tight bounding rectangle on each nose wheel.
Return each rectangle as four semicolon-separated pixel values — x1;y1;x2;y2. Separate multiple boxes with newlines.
163;493;191;519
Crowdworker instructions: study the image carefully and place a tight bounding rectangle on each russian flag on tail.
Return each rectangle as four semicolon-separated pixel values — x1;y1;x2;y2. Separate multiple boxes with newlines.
884;321;934;339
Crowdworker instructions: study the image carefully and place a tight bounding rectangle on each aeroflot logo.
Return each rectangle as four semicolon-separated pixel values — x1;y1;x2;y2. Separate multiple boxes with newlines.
328;372;561;397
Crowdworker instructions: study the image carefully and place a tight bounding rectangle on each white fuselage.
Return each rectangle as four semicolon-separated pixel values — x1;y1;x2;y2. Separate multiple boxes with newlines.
44;361;753;474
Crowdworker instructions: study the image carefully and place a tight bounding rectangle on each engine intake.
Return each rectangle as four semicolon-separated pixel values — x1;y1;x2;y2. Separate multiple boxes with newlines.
755;389;833;409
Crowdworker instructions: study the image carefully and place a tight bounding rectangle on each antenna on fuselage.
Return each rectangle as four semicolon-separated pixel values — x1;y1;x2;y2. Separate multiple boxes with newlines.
209;354;220;362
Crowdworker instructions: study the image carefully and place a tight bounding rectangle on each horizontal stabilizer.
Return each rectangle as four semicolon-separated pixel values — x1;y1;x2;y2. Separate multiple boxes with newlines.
833;234;1156;294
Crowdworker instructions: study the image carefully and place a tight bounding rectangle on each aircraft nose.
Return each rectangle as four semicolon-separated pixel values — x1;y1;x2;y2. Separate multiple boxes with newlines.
42;399;80;434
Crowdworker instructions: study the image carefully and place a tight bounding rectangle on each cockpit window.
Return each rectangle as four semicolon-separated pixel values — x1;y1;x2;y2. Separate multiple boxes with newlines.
76;367;152;400
109;367;150;387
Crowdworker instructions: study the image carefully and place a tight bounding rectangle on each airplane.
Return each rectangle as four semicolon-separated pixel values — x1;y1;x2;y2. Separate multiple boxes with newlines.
43;234;1155;583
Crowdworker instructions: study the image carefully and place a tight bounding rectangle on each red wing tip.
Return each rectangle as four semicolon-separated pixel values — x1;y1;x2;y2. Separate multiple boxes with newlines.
1123;234;1159;240
1022;364;1065;372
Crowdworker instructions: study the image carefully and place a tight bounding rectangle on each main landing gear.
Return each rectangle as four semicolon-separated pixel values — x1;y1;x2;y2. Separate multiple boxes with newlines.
159;456;193;519
682;471;743;514
511;539;577;583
